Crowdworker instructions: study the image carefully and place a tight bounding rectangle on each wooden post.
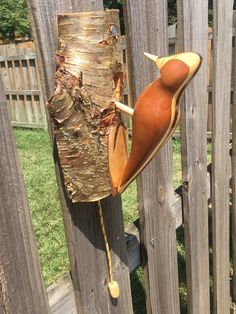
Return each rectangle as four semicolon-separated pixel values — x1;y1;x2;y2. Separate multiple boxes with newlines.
177;0;210;313
123;1;180;313
0;77;50;313
232;10;236;302
26;0;133;313
211;0;233;312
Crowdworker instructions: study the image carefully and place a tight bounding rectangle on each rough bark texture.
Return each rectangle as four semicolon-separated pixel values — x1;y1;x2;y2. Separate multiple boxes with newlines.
48;11;126;202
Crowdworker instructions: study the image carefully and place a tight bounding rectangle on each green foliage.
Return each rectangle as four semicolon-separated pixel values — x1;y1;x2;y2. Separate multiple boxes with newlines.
168;0;177;25
104;0;122;8
0;0;30;38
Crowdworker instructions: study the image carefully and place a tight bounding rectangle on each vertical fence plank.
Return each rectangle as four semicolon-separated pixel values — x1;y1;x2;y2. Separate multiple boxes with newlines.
24;46;37;124
2;46;16;122
16;44;29;123
10;46;21;121
0;77;49;313
26;1;133;313
232;10;236;303
28;54;40;123
212;0;233;312
33;44;47;127
124;1;180;313
177;1;210;313
22;48;33;123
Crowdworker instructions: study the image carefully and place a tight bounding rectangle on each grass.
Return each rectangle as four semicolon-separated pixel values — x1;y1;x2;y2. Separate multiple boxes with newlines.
13;127;211;313
13;128;144;287
13;128;69;286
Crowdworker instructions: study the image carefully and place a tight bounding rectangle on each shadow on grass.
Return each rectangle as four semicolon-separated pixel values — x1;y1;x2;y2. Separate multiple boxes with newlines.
130;266;147;314
176;225;187;314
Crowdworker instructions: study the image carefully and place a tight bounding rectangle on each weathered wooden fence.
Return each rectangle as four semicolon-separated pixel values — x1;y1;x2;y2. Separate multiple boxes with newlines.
0;27;220;132
1;0;236;313
0;41;46;128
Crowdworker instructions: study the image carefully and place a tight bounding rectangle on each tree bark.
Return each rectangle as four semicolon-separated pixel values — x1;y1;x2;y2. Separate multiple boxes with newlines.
48;11;128;202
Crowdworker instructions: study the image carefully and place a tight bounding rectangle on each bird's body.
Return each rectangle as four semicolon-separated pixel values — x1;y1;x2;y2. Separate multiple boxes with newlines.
119;79;173;190
110;53;202;193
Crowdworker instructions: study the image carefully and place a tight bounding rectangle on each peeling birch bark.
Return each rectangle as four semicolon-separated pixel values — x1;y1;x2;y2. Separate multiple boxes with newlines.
48;10;128;202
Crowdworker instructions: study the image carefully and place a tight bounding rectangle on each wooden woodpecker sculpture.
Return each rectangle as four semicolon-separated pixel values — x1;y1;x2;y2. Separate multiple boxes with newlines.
48;11;202;299
113;52;202;193
107;51;201;298
49;12;202;203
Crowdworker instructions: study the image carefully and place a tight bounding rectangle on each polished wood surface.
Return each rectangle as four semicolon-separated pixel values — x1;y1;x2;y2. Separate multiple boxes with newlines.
118;56;201;193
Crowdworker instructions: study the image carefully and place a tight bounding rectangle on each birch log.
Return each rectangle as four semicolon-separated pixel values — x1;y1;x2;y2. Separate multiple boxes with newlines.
48;11;128;202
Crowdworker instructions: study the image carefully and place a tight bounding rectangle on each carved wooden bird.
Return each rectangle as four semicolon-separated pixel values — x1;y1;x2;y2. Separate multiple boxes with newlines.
109;52;202;194
50;50;202;299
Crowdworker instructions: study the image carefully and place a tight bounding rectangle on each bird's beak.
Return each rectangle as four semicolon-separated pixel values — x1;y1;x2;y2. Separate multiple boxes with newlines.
143;52;159;63
144;52;169;70
143;52;162;69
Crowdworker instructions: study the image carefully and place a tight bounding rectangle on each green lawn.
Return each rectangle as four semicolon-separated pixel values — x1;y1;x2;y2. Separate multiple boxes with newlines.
13;128;144;286
13;128;70;286
13;127;210;313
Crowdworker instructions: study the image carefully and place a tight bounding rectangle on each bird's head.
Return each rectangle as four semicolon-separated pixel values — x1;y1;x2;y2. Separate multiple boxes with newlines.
144;52;202;91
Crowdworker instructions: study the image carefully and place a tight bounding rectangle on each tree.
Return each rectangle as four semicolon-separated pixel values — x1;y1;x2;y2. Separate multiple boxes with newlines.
0;0;30;39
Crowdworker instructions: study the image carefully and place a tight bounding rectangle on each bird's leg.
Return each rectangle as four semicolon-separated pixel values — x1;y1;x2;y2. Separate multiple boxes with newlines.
114;100;134;116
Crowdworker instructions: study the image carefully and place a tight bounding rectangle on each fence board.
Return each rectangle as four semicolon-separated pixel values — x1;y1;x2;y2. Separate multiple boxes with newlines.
177;1;210;313
2;46;14;120
124;1;180;313
16;44;28;122
232;10;236;302
26;1;133;313
28;55;40;122
46;148;221;313
10;46;21;121
0;76;49;313
0;41;46;128
212;1;233;313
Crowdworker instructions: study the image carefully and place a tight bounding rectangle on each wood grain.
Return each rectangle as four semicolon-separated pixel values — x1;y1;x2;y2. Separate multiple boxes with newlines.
0;76;49;313
211;0;233;312
26;1;133;313
177;0;210;313
232;10;236;302
124;0;180;313
48;273;77;314
46;162;219;314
